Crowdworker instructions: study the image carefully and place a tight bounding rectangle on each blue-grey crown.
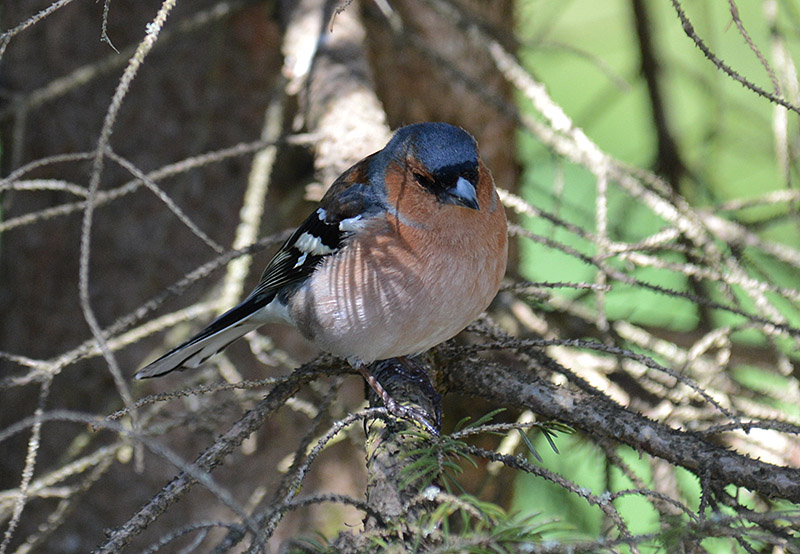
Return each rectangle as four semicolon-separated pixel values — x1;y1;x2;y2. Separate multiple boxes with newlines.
387;122;478;174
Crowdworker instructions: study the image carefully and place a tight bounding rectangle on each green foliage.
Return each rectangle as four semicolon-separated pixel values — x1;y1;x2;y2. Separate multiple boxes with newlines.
512;430;800;552
732;365;800;418
514;434;607;539
413;494;554;553
399;429;478;492
292;411;571;552
400;410;570;494
511;1;800;550
284;533;330;554
401;416;568;551
399;409;503;491
516;0;800;332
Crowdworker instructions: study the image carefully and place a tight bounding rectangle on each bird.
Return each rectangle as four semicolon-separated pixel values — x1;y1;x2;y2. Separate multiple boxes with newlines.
136;122;508;422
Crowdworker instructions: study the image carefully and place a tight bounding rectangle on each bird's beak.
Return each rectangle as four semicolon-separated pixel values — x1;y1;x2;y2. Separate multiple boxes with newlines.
445;176;479;211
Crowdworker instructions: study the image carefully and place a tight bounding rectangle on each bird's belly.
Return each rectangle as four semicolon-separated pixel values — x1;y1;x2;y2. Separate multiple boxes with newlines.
289;239;500;363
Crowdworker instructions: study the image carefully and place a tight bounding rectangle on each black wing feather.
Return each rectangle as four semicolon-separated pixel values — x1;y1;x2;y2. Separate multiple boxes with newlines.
248;208;345;302
142;297;266;369
136;156;383;379
249;156;385;301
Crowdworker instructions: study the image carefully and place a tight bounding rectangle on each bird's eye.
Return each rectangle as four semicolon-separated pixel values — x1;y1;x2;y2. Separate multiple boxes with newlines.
462;168;479;186
413;172;435;189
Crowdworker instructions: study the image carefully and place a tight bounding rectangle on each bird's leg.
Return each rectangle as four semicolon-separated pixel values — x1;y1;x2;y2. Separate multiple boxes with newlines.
355;358;441;435
396;356;442;430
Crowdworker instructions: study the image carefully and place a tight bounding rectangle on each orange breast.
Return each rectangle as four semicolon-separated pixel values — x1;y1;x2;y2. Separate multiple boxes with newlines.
290;164;507;363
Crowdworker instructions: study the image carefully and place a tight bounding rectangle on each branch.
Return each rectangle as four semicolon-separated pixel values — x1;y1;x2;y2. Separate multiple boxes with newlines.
93;359;344;553
630;0;686;185
669;0;800;115
442;353;800;503
282;0;390;187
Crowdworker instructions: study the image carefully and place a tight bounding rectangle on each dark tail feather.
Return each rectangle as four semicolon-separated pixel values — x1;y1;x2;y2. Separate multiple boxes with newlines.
135;298;265;379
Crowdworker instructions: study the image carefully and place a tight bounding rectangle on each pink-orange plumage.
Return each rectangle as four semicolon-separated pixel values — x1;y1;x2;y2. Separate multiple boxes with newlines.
136;122;508;384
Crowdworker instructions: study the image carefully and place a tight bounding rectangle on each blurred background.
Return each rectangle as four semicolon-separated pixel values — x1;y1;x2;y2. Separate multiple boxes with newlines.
2;0;800;552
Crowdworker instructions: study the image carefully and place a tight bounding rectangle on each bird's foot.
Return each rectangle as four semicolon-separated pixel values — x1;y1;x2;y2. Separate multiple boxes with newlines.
356;358;441;435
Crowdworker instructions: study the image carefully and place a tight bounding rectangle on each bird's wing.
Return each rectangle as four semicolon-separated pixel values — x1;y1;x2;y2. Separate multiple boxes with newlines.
136;157;385;379
247;153;385;303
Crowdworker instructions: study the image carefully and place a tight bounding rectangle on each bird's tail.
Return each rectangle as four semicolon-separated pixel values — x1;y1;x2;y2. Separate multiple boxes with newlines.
135;300;263;379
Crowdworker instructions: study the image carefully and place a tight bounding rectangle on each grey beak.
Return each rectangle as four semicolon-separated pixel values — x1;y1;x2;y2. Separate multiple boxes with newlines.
446;176;479;210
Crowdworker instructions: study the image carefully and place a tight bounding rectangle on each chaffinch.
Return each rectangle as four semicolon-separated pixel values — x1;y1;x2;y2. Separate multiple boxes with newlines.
136;122;508;418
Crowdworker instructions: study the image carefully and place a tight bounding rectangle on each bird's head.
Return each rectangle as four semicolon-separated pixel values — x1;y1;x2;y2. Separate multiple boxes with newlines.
383;122;483;211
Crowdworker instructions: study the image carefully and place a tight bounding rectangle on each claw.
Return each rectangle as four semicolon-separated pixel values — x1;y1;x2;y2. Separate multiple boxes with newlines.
355;358;441;435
